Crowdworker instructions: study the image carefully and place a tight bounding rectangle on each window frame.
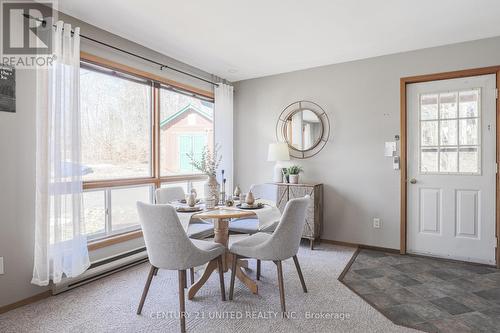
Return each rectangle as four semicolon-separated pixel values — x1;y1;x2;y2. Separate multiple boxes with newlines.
82;188;107;240
85;184;154;242
81;53;214;246
80;61;155;182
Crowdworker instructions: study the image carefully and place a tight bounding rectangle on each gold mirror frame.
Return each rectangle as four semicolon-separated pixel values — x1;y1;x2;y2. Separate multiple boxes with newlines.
276;101;330;159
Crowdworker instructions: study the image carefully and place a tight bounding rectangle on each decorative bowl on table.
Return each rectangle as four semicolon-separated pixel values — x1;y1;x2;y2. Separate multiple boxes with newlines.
236;202;265;210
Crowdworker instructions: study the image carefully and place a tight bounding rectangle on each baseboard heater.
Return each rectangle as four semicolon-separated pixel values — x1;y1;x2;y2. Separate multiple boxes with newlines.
52;247;148;295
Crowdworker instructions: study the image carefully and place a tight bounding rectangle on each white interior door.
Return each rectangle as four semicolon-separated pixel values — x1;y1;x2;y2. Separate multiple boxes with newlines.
407;74;497;265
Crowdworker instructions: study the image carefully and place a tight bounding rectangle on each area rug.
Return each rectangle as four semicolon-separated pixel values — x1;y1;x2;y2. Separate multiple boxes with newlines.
0;242;417;333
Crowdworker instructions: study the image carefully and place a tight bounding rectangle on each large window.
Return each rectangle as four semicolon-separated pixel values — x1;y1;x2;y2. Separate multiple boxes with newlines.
80;63;152;181
80;59;213;241
83;185;153;239
159;87;214;176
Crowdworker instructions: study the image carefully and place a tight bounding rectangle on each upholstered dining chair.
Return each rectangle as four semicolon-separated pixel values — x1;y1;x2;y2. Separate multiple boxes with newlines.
155;187;215;286
155;186;186;204
136;202;226;333
229;183;279;234
228;196;310;312
229;183;280;279
155;187;214;240
156;186;214;239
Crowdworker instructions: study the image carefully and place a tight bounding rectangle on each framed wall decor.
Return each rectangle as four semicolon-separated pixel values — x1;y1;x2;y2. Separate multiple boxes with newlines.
276;100;330;159
0;65;15;113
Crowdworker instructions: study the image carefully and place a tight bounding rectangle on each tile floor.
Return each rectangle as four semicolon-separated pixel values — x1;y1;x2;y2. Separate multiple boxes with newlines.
340;249;500;333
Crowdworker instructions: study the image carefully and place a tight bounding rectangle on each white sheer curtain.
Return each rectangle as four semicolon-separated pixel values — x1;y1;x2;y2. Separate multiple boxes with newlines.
214;83;234;192
32;21;89;286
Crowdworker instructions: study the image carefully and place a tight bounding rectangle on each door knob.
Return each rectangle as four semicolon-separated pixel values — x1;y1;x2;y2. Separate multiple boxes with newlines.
409;178;417;184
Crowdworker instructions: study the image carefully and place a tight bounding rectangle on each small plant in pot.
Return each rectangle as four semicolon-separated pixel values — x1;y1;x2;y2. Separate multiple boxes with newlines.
287;165;303;184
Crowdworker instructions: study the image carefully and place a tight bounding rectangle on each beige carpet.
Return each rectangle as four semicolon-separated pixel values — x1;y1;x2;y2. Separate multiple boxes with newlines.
0;243;418;333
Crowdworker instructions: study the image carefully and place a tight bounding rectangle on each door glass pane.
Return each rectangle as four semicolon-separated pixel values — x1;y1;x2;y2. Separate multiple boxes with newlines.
440;148;458;172
459;147;479;173
83;190;106;237
420;94;438;120
421;121;438;146
419;89;480;175
111;186;151;232
421;148;438;173
439;92;458;119
459;118;479;145
440;120;457;146
459;89;479;118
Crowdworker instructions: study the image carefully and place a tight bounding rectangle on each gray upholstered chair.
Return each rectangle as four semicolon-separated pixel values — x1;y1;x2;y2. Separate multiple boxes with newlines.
136;202;226;333
228;196;310;312
155;187;214;240
155;186;186;204
155;187;215;285
229;183;280;279
229;183;279;234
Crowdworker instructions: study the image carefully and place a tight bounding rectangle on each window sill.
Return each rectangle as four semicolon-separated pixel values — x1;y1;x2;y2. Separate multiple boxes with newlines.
87;230;143;251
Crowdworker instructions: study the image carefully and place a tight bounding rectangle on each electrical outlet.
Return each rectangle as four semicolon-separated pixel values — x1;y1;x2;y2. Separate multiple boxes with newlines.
373;218;381;229
0;257;4;275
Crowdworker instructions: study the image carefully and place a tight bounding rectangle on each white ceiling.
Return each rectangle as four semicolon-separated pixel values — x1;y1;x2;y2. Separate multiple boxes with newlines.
59;0;500;82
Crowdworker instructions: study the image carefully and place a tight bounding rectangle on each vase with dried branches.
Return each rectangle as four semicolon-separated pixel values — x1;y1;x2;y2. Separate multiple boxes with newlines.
187;144;222;208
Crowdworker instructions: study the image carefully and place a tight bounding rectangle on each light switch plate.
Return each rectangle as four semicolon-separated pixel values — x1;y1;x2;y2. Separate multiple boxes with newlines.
373;218;381;229
0;257;4;275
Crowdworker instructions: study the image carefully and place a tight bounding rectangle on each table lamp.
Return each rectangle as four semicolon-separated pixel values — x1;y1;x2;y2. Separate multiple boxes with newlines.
268;142;290;183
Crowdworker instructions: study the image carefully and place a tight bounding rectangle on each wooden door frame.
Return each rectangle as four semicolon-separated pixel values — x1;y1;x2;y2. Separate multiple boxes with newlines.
400;66;500;267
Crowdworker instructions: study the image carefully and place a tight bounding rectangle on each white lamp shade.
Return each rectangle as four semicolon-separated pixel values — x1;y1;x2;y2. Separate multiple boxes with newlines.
267;143;290;161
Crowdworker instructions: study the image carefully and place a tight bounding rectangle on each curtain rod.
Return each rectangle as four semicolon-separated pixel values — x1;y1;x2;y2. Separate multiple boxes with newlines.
23;14;220;87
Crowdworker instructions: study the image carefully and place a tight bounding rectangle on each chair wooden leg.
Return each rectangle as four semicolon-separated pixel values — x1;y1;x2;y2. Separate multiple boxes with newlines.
178;270;186;333
183;270;187;289
136;265;157;315
256;259;261;280
292;255;307;293
310;239;314;250
274;260;286;312
229;254;238;300
217;255;226;301
190;268;195;285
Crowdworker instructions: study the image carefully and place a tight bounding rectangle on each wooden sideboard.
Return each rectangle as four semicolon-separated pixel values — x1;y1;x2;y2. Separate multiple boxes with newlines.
274;182;323;250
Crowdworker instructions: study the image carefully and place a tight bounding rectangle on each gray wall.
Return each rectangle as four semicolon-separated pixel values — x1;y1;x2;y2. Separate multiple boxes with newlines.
3;8;500;310
0;11;214;308
234;36;500;250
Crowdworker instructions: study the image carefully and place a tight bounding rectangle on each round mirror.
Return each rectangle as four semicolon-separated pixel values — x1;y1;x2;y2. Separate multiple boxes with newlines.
276;101;330;159
284;109;323;151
